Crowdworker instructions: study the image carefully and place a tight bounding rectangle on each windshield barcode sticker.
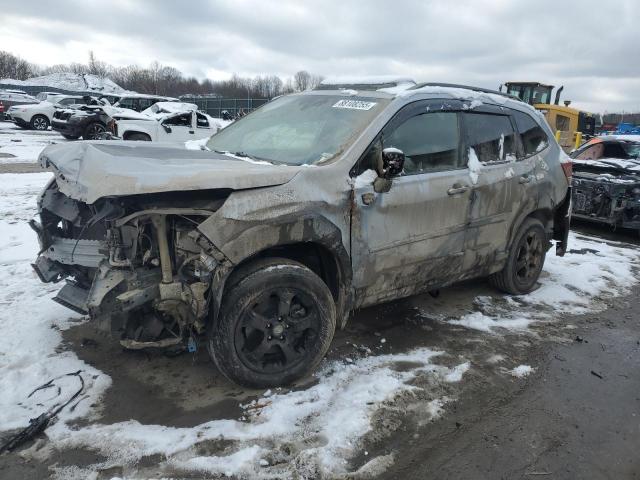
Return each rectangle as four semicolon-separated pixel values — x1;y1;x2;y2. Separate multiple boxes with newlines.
332;99;377;110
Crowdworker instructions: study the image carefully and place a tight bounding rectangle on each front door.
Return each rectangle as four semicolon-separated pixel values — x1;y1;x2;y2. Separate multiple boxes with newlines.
351;101;472;307
160;112;195;142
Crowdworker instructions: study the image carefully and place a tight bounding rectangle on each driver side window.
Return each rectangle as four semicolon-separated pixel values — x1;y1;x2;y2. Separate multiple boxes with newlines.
163;113;192;127
383;112;461;175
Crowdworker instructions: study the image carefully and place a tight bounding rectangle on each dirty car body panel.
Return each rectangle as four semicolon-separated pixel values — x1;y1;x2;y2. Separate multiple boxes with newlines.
31;85;571;386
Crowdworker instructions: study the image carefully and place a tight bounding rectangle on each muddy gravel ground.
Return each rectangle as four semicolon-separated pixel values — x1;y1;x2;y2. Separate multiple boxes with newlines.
0;158;638;479
0;223;639;479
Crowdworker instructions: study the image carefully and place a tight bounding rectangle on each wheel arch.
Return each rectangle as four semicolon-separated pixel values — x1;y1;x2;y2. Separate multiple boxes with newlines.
507;207;554;254
123;130;152;141
206;217;353;331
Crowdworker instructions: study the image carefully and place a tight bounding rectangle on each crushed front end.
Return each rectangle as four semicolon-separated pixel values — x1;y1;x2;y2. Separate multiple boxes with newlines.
572;172;640;230
31;178;230;350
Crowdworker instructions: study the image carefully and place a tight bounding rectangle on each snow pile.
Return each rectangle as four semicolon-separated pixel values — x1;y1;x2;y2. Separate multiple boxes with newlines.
47;348;466;477
468;147;482;184
447;232;640;334
351;168;378;188
0;73;124;94
510;365;534;378
0;122;69;164
0;173;111;430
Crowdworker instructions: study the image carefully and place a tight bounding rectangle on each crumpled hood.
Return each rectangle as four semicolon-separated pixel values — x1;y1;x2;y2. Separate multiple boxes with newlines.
39;141;302;204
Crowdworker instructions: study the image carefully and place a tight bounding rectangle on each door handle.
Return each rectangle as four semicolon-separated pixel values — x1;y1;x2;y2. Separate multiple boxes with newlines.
447;184;469;195
518;175;531;184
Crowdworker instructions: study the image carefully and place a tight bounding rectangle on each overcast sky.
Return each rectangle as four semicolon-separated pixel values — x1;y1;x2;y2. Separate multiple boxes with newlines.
1;0;638;112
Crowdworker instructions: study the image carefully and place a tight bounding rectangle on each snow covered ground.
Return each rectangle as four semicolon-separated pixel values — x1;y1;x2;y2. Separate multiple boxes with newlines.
0;172;639;479
0;121;69;164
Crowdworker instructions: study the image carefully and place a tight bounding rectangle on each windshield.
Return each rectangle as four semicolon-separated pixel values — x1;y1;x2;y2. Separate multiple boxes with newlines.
506;84;552;105
621;142;640;158
206;94;389;165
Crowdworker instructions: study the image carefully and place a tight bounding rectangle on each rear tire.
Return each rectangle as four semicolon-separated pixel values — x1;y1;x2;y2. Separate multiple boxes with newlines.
30;115;49;131
209;258;336;388
489;218;548;295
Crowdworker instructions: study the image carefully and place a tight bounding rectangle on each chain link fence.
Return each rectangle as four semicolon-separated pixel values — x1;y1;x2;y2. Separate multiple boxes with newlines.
179;96;270;118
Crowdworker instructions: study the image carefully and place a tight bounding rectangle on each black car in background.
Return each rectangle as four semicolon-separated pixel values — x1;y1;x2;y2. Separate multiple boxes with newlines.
570;136;640;231
52;93;178;140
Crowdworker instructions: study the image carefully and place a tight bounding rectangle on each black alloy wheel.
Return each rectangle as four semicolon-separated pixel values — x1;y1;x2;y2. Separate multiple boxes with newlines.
234;287;321;374
513;229;544;289
209;258;336;388
84;122;106;140
489;218;548;295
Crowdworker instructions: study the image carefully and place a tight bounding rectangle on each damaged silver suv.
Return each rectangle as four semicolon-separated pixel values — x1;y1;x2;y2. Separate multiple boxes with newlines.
31;81;572;387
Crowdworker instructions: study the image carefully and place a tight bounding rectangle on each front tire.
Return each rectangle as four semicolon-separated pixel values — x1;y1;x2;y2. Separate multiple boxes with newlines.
489;218;548;295
83;122;106;140
209;258;336;388
30;115;49;131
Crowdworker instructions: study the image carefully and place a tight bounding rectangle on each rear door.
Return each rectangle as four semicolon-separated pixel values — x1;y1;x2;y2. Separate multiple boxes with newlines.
351;99;472;306
461;108;538;272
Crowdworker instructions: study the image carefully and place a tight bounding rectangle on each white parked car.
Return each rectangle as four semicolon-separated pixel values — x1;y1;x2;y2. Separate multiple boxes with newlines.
111;102;226;142
7;95;88;130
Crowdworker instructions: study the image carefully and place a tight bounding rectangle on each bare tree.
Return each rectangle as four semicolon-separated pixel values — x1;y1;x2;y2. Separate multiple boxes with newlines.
87;51;108;77
0;50;38;80
294;70;312;91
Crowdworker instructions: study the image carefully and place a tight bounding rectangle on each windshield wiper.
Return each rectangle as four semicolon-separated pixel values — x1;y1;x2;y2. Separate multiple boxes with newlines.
213;150;279;164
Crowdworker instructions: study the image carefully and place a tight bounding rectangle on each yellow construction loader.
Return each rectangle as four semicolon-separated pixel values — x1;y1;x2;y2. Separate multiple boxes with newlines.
501;82;596;152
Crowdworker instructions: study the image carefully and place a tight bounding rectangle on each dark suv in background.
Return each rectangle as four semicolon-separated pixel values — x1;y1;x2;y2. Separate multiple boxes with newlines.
52;93;178;140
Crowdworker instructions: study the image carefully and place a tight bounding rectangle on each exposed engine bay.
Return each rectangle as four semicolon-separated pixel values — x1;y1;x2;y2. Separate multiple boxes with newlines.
30;179;231;350
572;171;640;229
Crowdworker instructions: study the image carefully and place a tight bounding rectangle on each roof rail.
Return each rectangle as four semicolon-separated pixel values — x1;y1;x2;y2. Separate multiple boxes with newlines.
409;82;519;101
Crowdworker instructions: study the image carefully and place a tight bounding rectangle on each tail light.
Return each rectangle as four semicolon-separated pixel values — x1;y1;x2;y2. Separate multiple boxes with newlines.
561;161;573;182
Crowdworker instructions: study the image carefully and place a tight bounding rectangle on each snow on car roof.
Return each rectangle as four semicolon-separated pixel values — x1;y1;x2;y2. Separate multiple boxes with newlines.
396;83;541;115
598;134;640;143
320;75;416;86
143;102;198;116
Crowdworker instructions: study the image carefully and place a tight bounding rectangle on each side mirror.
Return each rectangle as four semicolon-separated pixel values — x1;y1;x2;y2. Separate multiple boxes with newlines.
162;124;172;133
381;147;405;178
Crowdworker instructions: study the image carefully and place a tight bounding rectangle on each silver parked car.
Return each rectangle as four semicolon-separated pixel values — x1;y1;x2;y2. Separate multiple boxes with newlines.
31;81;572;387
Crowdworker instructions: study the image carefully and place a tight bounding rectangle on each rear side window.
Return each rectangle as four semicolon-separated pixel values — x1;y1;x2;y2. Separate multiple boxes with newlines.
464;113;516;163
384;112;461;174
138;98;155;110
196;112;210;128
512;110;548;157
116;98;135;110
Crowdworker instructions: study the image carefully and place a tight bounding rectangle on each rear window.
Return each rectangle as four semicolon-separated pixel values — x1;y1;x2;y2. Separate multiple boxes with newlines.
464;113;517;163
512;110;548;157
